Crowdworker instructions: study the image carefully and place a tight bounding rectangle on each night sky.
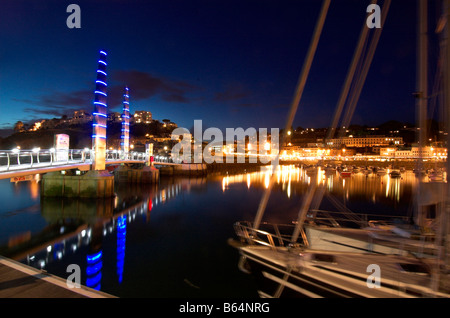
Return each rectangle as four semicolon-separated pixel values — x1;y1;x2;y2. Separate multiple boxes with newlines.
0;0;432;137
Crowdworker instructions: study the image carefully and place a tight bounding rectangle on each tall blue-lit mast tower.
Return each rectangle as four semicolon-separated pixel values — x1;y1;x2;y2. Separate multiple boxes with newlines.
92;50;108;170
121;87;130;157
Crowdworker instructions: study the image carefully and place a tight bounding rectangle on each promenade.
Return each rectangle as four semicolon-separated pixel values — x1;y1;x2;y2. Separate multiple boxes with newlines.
0;256;115;298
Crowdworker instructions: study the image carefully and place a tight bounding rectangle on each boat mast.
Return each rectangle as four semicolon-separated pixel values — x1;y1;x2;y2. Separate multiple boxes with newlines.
290;0;391;243
439;0;450;292
252;0;331;231
414;0;428;228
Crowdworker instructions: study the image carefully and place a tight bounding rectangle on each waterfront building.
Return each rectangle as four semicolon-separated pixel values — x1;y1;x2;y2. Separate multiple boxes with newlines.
326;135;403;149
281;146;356;160
380;146;447;159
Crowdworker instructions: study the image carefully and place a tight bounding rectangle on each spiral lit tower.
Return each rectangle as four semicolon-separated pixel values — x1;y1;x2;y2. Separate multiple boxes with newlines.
92;50;108;171
121;87;130;157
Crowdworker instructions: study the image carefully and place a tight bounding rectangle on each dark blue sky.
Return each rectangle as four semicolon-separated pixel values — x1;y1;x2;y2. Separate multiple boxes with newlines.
0;0;430;136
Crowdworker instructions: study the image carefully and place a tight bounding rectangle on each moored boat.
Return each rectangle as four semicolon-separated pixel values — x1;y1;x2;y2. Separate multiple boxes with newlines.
428;169;444;182
231;219;449;298
339;170;352;177
389;170;401;178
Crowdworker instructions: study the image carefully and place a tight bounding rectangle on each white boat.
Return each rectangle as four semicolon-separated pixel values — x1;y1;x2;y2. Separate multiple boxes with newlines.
232;206;448;298
233;240;447;298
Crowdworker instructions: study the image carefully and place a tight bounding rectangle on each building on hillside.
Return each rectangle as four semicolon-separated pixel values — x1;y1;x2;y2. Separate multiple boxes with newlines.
71;110;92;124
108;112;122;123
133;111;152;124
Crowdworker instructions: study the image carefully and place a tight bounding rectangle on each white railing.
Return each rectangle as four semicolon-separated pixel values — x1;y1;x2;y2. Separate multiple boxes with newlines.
0;148;149;172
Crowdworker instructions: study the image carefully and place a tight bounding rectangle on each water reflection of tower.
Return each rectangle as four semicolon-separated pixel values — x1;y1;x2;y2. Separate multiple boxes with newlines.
146;198;152;223
116;215;126;284
86;222;103;291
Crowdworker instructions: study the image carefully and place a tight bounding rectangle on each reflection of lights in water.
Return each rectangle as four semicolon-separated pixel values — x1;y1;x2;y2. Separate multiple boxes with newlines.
223;166;442;204
87;251;102;263
222;176;228;192
18;169;433;292
386;175;390;198
327;176;333;192
117;215;126;284
20;196;158;288
114;195;119;208
220;165;330;197
86;251;102;290
287;174;291;198
395;179;401;202
29;180;40;199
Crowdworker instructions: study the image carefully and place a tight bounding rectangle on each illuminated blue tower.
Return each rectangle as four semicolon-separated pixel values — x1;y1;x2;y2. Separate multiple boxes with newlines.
92;50;108;171
121;87;130;157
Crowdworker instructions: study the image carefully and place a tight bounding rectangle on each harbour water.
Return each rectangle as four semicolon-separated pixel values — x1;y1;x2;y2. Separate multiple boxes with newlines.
0;165;429;297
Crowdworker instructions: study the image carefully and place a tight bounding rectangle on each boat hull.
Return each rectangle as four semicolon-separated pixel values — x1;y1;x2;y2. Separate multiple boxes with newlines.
237;245;449;298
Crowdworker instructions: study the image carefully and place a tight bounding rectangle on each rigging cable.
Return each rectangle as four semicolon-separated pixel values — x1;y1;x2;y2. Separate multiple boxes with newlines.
253;0;331;231
340;0;392;135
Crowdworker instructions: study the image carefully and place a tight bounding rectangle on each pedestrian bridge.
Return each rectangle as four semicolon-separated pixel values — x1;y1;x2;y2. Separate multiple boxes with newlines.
0;148;178;180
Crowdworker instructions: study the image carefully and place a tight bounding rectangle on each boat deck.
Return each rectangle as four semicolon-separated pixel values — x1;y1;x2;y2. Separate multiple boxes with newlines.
305;226;437;256
0;256;115;298
238;245;450;298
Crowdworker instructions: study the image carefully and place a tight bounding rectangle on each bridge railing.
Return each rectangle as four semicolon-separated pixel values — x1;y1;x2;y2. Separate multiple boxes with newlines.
0;148;149;172
0;149;92;171
104;150;149;161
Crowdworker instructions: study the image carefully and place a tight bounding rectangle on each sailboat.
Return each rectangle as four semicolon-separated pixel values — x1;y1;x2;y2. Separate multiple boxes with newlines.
231;0;450;298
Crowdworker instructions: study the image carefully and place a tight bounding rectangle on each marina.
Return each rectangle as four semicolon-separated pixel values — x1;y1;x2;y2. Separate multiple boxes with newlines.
0;164;443;298
1;0;450;302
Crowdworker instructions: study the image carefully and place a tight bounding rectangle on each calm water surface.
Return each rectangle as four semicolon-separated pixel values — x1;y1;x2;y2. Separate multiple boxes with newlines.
0;166;428;297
